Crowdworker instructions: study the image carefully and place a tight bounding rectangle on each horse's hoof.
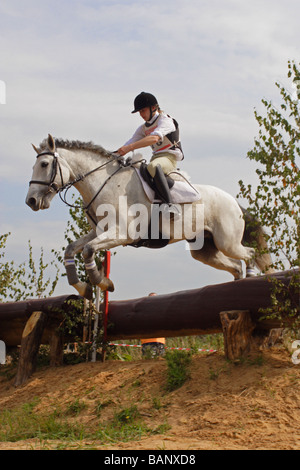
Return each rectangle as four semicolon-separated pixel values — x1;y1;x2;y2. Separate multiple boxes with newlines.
108;280;115;292
99;277;115;292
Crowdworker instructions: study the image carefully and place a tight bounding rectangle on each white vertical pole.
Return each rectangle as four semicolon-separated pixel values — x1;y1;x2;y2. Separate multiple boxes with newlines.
91;286;101;362
0;340;6;365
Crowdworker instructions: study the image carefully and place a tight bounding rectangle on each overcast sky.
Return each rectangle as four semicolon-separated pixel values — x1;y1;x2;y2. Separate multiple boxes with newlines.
0;0;299;301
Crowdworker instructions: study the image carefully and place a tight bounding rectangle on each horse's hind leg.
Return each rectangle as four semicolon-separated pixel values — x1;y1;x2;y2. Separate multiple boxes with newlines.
190;238;243;280
212;218;256;264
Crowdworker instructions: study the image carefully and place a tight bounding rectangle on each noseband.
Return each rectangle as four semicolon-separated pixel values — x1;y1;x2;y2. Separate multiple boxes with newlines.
29;151;64;193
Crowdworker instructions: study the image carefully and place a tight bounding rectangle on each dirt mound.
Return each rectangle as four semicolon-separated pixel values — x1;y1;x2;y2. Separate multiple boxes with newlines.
0;348;300;450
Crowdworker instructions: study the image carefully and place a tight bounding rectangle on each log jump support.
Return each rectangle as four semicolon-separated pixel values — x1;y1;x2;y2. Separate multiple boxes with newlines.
14;310;64;387
220;310;255;361
14;311;47;387
0;295;81;386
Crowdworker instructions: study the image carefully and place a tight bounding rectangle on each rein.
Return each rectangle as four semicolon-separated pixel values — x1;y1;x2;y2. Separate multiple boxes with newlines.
29;149;126;226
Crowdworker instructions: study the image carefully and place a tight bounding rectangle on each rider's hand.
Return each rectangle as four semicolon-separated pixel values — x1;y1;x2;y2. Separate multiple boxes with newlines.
117;145;130;156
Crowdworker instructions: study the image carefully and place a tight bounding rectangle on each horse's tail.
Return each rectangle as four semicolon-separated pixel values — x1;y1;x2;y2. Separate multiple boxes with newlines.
241;207;276;274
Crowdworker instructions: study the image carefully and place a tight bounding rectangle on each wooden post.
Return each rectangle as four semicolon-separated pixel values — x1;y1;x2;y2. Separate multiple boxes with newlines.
220;310;255;361
49;330;64;367
14;311;47;387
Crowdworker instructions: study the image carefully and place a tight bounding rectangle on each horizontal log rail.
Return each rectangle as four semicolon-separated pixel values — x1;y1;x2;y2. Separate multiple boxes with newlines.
0;294;80;347
106;270;299;340
0;270;298;347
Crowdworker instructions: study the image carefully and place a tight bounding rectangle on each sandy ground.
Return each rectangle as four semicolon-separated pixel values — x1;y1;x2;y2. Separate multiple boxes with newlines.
0;347;299;450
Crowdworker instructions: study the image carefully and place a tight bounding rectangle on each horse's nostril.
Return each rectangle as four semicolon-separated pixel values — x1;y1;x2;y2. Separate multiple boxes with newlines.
26;197;37;208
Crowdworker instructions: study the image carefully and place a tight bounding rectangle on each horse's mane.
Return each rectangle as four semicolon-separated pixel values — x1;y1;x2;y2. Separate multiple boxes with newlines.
38;138;113;158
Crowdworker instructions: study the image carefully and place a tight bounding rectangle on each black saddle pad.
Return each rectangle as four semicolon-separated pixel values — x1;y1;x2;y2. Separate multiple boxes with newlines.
128;202;170;249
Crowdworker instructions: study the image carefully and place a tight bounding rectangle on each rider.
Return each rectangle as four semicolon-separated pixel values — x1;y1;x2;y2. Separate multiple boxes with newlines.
117;92;184;215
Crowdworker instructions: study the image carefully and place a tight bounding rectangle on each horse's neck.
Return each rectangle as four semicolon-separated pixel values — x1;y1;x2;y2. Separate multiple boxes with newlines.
61;149;106;178
59;149;105;201
60;149;148;212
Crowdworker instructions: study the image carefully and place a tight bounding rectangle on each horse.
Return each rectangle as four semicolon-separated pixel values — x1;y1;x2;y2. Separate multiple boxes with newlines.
26;134;273;299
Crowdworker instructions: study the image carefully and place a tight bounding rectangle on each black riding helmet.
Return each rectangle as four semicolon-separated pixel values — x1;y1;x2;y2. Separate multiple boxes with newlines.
131;92;158;114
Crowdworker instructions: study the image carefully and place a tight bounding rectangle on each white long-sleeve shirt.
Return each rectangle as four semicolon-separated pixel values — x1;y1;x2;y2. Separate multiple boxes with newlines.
125;111;184;161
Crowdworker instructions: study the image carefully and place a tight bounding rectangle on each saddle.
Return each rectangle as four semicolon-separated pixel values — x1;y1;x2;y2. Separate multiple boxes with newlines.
128;162;174;249
128;162;201;249
139;162;174;200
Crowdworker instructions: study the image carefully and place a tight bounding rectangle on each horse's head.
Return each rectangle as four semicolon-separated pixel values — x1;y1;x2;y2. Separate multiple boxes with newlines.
26;134;70;211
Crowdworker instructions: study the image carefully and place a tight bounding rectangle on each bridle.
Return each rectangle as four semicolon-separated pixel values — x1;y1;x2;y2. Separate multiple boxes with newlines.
29;151;65;194
29;149;128;226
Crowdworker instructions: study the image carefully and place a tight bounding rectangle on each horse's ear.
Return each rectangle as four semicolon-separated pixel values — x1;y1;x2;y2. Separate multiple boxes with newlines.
32;144;39;154
47;134;56;152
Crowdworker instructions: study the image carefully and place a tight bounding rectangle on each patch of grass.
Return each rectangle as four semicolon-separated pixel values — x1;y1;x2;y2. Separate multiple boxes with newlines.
152;397;163;410
94;399;113;417
208;365;228;380
0;400;170;446
166;334;223;353
0;400;85;442
96;404;170;443
164;350;192;391
115;405;140;424
132;379;142;388
227;354;265;367
65;399;87;416
152;422;171;434
96;420;148;443
246;355;265;366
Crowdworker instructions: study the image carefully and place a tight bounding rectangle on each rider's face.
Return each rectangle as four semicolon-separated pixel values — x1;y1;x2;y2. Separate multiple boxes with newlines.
139;106;156;121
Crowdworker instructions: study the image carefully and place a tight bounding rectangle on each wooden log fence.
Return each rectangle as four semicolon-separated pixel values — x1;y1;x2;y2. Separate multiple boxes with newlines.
0;295;81;386
0;270;298;386
0;294;80;347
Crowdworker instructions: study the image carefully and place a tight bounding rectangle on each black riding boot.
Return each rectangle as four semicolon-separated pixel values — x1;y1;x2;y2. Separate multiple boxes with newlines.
153;165;181;218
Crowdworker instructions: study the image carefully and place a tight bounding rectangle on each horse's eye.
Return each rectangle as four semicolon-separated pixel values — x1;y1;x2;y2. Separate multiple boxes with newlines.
41;161;49;168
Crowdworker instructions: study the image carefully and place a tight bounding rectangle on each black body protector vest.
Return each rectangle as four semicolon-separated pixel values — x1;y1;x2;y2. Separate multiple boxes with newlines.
144;114;184;160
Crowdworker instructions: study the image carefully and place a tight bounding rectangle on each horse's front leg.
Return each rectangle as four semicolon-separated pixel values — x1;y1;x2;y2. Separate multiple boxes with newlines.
64;230;96;299
82;232;117;293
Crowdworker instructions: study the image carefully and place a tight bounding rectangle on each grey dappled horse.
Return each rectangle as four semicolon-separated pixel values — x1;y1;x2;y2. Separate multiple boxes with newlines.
26;135;273;299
